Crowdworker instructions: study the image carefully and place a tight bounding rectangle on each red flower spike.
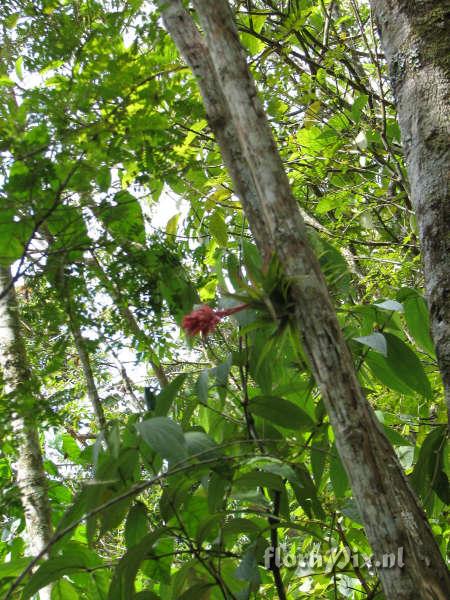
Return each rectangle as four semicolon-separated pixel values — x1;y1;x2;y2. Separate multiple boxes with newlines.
182;303;249;337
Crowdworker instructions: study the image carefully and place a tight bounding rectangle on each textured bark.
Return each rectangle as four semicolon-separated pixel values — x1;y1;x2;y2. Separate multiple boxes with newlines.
0;266;52;600
69;317;108;433
370;0;450;423
159;1;450;597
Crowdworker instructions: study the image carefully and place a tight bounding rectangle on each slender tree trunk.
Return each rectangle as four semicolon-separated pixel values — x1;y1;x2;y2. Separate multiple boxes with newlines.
370;0;450;424
44;229;108;434
69;316;108;434
159;1;450;597
0;266;52;600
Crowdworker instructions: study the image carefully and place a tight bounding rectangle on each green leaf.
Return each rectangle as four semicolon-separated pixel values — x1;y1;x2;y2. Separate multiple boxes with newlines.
365;350;414;396
291;465;325;519
0;213;33;267
330;445;349;498
208;210;228;246
248;396;315;431
234;469;284;492
22;552;103;599
133;592;161;600
0;75;15;87
195;370;209;404
311;430;329;486
410;426;448;505
235;546;260;583
100;191;145;244
125;502;149;549
184;431;220;460
61;434;81;462
207;472;229;513
15;56;24;80
382;425;412;447
0;558;31;581
397;288;435;355
374;299;403;312
137;417;187;463
165;213;179;236
96;166;111;192
51;578;79;600
365;333;432;398
178;582;215;600
384;333;431;398
354;332;387;356
154;373;187;417
107;531;165;600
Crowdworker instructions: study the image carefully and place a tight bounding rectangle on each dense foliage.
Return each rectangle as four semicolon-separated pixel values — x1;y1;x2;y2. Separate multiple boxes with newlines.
0;1;448;598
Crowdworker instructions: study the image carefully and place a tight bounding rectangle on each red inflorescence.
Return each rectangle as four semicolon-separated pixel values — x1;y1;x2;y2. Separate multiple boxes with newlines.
182;303;249;337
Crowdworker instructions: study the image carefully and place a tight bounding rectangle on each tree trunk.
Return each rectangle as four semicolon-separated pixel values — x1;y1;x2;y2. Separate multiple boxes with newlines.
370;0;450;424
69;316;108;434
159;1;450;597
0;266;52;600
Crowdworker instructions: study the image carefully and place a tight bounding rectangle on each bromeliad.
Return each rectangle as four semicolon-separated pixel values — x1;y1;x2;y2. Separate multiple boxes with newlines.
181;303;249;337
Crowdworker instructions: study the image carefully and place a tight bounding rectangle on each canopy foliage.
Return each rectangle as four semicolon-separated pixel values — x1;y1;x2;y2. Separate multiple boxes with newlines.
0;1;447;598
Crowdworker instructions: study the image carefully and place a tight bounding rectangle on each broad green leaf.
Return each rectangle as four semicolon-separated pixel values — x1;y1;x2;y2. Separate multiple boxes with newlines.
365;333;432;398
0;75;15;87
384;333;431;398
133;592;161;600
208;210;228;246
178;582;215;600
154;373;187;417
365;350;415;396
410;426;448;506
184;431;220;460
248;396;315;431
96;166;111;192
107;531;166;600
125;502;149;549
165;213;179;236
397;288;435;355
311;430;329;486
61;434;81;462
374;299;404;312
234;470;284;491
292;465;325;519
51;578;79;600
0;212;33;267
354;332;387;356
22;552;103;599
137;417;187;463
0;558;31;581
100;191;145;244
382;425;412;447
235;546;260;583
207;472;229;513
329;445;349;499
195;370;209;404
15;56;24;80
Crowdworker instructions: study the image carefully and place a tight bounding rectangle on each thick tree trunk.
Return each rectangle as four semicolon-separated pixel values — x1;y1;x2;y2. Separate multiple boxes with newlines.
0;266;52;600
159;1;450;597
370;0;450;423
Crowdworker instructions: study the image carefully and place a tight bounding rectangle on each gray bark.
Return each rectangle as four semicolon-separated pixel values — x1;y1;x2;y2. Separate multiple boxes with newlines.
370;0;450;423
69;316;108;433
0;266;52;600
159;1;450;597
